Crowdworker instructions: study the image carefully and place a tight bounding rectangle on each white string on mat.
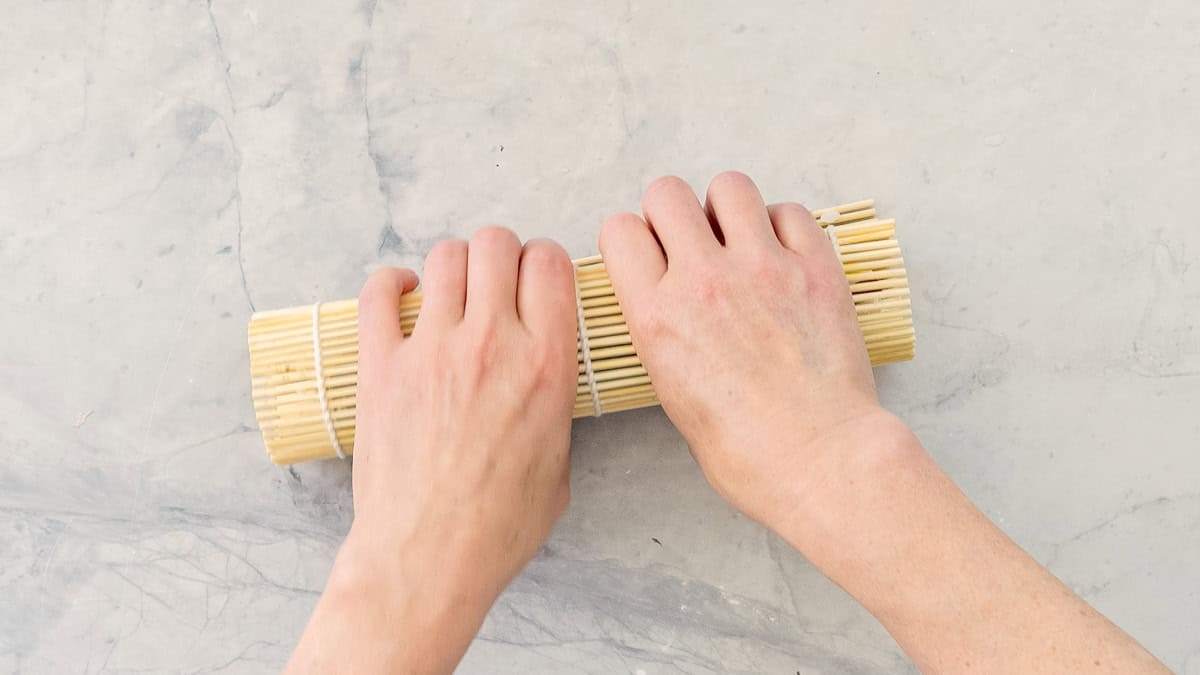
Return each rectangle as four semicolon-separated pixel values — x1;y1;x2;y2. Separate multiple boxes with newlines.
311;302;347;459
573;267;603;417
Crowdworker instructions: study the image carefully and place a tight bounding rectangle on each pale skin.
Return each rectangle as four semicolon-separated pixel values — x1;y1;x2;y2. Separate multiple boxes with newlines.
286;173;1168;674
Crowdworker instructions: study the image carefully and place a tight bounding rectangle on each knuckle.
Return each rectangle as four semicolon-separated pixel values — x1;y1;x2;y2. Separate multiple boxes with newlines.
521;239;570;276
424;241;467;290
647;174;688;193
426;239;467;269
357;271;389;305
772;201;811;220
708;170;754;195
601;211;643;234
599;212;647;251
643;175;690;204
472;225;519;249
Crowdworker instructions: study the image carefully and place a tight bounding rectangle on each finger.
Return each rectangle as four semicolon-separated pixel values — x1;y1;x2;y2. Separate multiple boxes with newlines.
415;239;468;332
598;212;666;310
516;238;576;355
704;171;778;251
767;202;829;256
465;226;523;321
357;267;419;358
641;176;721;262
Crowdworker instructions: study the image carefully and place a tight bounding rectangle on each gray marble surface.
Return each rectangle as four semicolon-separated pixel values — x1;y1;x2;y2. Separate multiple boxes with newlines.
2;1;1198;673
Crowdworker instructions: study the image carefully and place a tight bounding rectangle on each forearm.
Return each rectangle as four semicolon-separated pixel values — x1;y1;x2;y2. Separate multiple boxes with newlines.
285;534;490;675
773;411;1167;674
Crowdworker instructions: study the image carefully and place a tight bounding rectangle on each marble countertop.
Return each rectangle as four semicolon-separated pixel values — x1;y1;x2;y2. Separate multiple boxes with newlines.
2;1;1198;672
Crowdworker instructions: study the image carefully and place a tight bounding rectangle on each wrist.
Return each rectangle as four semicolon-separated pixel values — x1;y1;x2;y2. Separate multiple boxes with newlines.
334;524;497;616
315;529;493;673
762;408;926;546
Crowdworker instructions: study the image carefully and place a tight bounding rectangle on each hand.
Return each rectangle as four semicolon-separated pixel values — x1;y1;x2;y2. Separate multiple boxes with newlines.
599;172;894;528
601;175;1170;673
287;227;578;674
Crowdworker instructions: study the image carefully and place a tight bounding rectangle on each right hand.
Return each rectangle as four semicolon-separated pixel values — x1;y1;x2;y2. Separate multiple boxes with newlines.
599;172;902;527
602;174;1173;675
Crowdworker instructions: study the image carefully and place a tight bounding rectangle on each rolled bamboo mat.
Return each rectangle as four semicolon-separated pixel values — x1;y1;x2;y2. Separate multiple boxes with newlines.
248;200;914;465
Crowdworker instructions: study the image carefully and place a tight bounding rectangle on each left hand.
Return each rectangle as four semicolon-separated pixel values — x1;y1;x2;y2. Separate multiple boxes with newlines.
287;227;578;674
